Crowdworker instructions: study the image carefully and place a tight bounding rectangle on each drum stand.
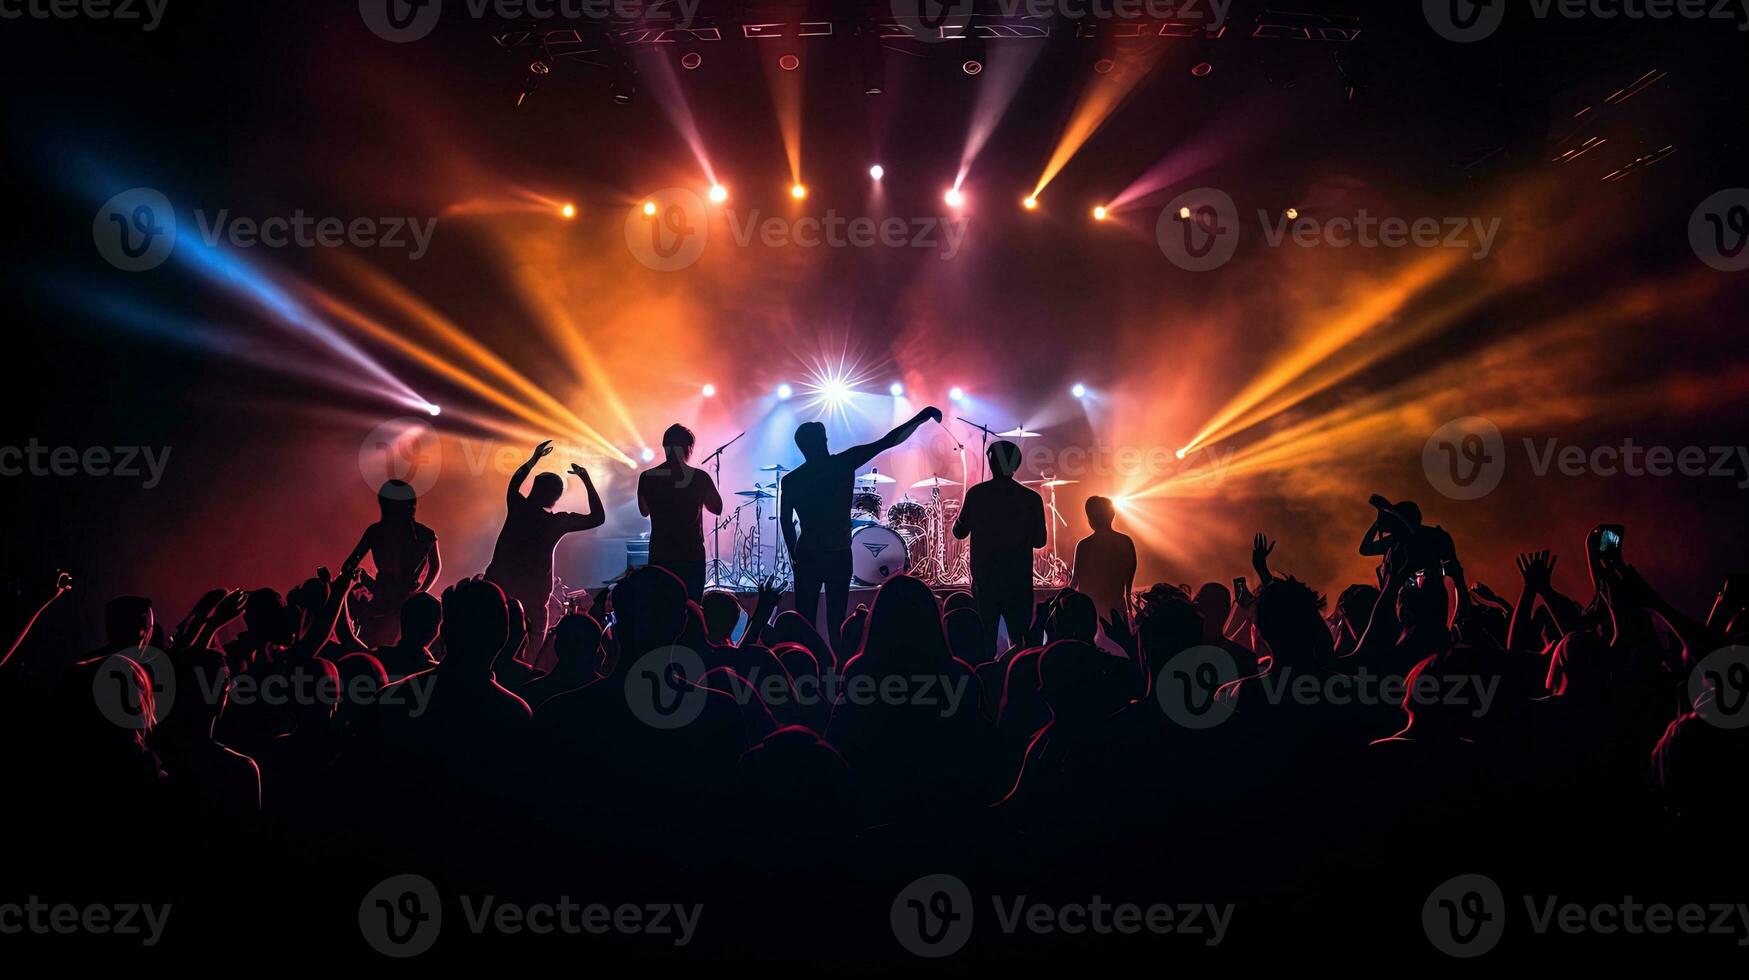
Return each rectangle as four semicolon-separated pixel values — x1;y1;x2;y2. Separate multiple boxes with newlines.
701;430;744;590
1036;484;1071;587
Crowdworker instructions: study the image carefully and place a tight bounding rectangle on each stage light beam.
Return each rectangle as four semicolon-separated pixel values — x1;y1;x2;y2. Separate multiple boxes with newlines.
790;183;807;200
640;448;656;463
642;201;657;216
1092;205;1108;221
1072;383;1088;398
708;184;728;203
889;382;905;396
701;383;716;397
777;383;794;399
945;187;965;208
560;203;576;219
949;386;966;402
869;164;885;181
1023;195;1038;210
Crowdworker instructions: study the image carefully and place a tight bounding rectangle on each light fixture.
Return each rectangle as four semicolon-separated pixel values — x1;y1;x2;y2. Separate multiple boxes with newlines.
944;187;965;208
949;386;966;402
790;183;807;200
1071;383;1087;399
560;203;576;219
701;384;716;397
869;164;885;181
642;201;657;216
708;184;728;203
776;383;794;400
1092;205;1108;221
889;382;904;396
1023;195;1038;210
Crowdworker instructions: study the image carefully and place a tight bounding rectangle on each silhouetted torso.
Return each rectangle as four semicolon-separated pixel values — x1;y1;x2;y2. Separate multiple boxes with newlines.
957;478;1046;574
638;463;716;562
1073;529;1137;616
782;454;862;555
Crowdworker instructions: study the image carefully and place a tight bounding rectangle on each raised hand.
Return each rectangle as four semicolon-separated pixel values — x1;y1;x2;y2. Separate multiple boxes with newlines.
1515;550;1557;593
755;574;782;611
1100;607;1138;659
921;405;944;424
568;462;589;481
531;440;555;462
211;588;249;626
1252;533;1276;582
1368;493;1393;512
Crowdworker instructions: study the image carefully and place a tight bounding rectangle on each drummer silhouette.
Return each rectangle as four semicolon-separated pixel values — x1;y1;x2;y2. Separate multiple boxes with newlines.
779;407;942;660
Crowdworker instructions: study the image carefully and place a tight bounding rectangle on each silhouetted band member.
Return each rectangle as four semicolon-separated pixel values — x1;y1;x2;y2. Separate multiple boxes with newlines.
1071;495;1136;622
484;441;604;644
637;423;723;602
780;406;943;657
953;440;1046;653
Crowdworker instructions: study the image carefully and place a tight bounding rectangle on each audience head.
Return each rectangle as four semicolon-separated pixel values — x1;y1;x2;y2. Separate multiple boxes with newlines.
1193;582;1231;633
942;591;976;615
794;421;829;462
1039;640;1128;723
1137;590;1204;660
662;423;696;462
440;578;510;671
701;591;742;645
1254;577;1332;667
553;613;605;675
1335;584;1381;639
530;472;565;509
610;565;689;663
1085;496;1117;531
103;595;153;650
399;591;442;648
860;574;951;672
1050;590;1099;644
943;606;990;664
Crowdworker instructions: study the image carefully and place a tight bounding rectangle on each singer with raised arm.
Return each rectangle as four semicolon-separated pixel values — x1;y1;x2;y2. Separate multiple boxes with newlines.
484;441;606;644
779;405;943;659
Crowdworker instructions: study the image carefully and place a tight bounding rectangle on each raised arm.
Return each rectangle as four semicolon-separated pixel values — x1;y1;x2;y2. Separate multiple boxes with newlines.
844;406;943;470
558;464;607;533
509;441;554;508
2;571;72;672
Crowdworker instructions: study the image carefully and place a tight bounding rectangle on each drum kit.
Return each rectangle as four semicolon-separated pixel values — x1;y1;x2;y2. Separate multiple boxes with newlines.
706;420;1080;591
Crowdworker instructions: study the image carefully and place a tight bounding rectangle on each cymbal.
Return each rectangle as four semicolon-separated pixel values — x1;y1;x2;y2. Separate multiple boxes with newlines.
911;476;961;489
997;427;1042;438
757;463;790;472
1040;479;1080;488
735;489;775;499
857;472;897;484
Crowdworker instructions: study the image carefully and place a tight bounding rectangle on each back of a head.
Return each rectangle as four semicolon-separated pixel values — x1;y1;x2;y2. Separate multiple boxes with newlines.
440;579;510;668
987;440;1022;478
862;575;951;671
662;423;696;461
1052;590;1099;643
104;595;154;649
942;590;976;615
400;591;442;647
700;591;741;644
611;565;689;663
1395;500;1423;527
943;607;990;664
1337;584;1381;626
1038;639;1123;717
1138;593;1205;659
553;613;605;671
1255;577;1332;666
378;479;417;522
1194;582;1231;622
1085;496;1116;530
794;421;829;461
530;471;565;508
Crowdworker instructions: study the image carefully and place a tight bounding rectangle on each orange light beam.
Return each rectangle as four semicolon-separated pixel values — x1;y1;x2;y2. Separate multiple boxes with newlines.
1031;44;1168;200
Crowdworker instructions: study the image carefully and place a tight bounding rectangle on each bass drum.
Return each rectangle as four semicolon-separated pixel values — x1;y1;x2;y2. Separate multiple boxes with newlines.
851;525;910;586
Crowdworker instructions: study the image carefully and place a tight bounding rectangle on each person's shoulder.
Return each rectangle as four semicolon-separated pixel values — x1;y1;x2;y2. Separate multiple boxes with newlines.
415;521;437;541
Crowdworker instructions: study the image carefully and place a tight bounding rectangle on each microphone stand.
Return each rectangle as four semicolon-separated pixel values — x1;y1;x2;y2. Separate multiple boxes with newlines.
700;430;745;589
957;417;996;484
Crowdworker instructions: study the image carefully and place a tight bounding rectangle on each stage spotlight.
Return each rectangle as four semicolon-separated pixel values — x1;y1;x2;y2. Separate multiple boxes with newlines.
514;60;551;107
944;187;965;208
790;183;807;201
776;383;794;400
962;60;983;75
1114;495;1133;512
424;403;442;417
1175;448;1188;460
1285;207;1300;220
642;201;657;216
708;184;728;203
640;447;656;463
701;384;716;397
680;51;703;70
869;164;885;181
889;382;905;397
1191;62;1214;77
820;378;851;406
1023;195;1038;210
778;54;800;72
1178;206;1192;220
1093;58;1116;75
1071;383;1087;399
949;386;966;402
560;203;576;219
1092;205;1108;221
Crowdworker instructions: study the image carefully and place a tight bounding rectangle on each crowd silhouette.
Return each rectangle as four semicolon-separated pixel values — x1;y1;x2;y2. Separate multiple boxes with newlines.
3;432;1747;972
